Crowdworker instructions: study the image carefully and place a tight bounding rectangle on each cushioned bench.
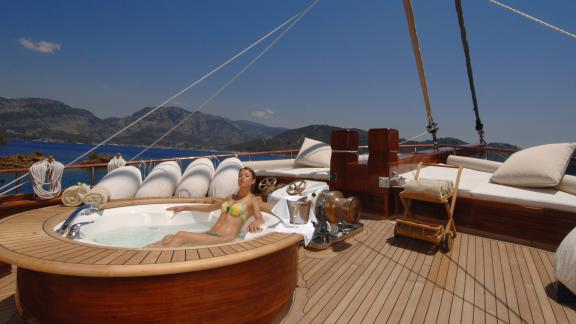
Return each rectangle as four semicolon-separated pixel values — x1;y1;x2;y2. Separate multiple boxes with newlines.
400;155;576;212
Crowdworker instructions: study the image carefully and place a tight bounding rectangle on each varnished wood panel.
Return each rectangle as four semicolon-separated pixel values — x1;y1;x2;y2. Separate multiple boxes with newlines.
17;244;298;323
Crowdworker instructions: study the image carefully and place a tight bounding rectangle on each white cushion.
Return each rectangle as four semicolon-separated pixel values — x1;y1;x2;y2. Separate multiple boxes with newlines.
490;143;576;187
243;159;295;171
294;138;331;168
470;182;576;213
401;166;492;198
256;167;330;181
557;175;576;196
135;161;182;198
208;157;243;198
447;155;502;173
175;158;215;198
96;166;142;200
555;227;576;294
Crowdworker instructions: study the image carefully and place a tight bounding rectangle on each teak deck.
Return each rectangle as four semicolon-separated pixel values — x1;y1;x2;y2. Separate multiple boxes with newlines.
1;210;575;323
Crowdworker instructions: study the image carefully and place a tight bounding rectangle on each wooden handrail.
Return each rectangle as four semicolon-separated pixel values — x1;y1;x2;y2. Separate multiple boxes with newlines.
0;149;300;174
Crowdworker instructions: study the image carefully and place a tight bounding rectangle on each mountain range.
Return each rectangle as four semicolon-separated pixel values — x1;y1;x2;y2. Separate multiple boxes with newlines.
0;97;517;152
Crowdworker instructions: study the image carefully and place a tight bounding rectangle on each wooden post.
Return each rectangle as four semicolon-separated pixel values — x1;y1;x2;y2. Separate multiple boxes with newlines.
0;261;10;278
368;128;399;177
15;172;21;194
90;167;96;186
329;130;359;191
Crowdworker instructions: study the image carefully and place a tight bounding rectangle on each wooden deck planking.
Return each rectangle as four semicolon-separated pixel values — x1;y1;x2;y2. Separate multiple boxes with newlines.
324;224;399;323
350;238;416;323
304;222;394;323
184;249;200;261
530;248;569;324
379;242;428;323
498;240;522;324
410;240;443;324
301;221;387;320
535;249;576;324
435;234;462;324
0;219;574;323
507;243;536;324
335;227;409;324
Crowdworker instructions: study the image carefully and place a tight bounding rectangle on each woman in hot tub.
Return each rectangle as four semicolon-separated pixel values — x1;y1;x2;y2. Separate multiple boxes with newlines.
146;167;265;248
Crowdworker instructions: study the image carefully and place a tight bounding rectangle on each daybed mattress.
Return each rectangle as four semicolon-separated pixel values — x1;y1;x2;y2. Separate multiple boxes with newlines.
256;167;330;181
401;165;576;212
401;166;493;198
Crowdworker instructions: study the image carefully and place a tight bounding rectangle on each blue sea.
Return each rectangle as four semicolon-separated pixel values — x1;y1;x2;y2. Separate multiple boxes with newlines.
0;139;284;195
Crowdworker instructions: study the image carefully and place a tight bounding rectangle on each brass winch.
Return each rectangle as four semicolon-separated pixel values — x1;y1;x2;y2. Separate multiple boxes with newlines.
315;190;361;224
310;190;363;250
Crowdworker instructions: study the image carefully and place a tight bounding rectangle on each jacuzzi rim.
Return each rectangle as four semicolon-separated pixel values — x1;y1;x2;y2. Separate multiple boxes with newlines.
0;197;302;277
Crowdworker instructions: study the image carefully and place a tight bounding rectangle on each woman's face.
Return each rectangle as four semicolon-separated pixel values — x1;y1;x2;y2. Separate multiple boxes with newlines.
238;169;255;188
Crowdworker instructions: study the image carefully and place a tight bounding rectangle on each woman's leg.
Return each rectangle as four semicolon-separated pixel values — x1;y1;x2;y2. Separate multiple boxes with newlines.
145;234;177;248
146;231;231;248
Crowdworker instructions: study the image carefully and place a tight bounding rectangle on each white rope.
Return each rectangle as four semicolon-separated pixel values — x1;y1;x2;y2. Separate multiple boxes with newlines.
0;7;308;195
107;154;126;172
488;0;576;40
29;159;64;200
129;0;320;162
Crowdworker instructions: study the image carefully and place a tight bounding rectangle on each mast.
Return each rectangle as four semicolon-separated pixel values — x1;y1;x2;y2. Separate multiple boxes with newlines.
402;0;439;150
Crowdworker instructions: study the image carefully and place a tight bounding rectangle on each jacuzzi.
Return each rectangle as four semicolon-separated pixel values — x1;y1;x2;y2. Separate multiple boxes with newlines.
4;198;301;323
55;203;281;248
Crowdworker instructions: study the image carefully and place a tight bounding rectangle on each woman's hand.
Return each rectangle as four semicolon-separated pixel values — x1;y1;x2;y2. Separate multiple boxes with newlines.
166;206;188;213
248;219;264;233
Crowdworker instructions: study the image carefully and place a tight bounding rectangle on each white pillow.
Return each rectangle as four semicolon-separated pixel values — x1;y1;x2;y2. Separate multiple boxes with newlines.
294;137;331;168
490;143;576;187
447;155;502;174
557;174;576;196
208;157;243;198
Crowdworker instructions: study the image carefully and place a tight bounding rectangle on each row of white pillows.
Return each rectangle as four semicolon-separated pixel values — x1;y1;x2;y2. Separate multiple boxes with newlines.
96;157;243;200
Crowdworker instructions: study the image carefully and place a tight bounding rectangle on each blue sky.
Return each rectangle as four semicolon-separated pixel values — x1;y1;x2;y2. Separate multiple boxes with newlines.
0;0;574;148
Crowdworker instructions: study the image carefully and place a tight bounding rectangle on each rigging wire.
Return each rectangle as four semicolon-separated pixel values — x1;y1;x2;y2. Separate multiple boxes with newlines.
455;0;486;145
0;3;314;196
487;0;576;40
129;0;320;162
399;129;432;145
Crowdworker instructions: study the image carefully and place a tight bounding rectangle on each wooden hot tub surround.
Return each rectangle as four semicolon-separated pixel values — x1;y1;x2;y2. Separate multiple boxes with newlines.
0;198;302;323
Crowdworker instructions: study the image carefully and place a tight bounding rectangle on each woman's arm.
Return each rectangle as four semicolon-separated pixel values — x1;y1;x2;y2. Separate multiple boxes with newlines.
166;198;225;213
248;197;265;233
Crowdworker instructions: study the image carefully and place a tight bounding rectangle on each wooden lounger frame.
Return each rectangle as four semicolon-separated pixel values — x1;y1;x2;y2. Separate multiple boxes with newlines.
395;162;463;252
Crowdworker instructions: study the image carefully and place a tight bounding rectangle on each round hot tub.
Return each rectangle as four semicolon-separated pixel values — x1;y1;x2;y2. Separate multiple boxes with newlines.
57;203;280;248
0;198;302;323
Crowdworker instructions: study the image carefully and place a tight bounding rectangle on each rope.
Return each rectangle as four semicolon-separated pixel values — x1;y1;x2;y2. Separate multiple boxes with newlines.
0;6;308;195
29;159;64;199
455;0;486;145
129;0;320;162
487;0;576;40
107;154;126;172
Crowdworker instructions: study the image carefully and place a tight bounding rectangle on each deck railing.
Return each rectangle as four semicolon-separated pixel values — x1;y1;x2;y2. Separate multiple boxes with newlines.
2;144;573;196
0;149;299;195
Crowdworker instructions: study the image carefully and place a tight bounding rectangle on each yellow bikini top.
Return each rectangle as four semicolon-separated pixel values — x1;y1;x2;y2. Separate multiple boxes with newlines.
221;195;251;222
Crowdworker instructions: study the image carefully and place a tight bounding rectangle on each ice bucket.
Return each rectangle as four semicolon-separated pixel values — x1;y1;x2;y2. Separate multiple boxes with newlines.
287;199;311;224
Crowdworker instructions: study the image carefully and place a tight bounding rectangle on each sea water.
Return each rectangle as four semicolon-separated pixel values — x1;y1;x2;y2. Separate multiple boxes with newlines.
0;139;289;194
91;223;212;248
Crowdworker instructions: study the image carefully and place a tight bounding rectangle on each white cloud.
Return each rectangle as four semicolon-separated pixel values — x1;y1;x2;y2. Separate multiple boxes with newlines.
251;109;275;119
18;38;61;54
